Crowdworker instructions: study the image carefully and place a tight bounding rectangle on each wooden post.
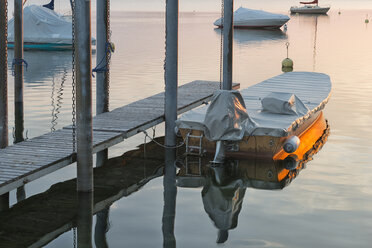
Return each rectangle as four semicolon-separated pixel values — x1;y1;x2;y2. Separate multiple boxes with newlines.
77;192;93;248
96;0;110;167
0;0;9;211
162;148;177;247
164;0;179;148
14;0;24;143
222;0;233;90
75;0;93;192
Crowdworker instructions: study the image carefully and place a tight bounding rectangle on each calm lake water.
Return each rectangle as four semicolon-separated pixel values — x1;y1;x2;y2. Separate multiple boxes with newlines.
3;4;372;248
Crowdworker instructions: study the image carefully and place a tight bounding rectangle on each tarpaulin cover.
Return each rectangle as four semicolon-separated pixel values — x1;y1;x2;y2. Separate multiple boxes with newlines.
8;5;72;44
261;92;309;116
203;90;257;141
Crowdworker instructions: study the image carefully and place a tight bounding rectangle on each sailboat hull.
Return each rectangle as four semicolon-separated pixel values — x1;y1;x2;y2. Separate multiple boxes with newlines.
290;6;330;14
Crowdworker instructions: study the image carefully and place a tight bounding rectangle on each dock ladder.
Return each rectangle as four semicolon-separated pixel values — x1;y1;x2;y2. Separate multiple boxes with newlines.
185;133;204;156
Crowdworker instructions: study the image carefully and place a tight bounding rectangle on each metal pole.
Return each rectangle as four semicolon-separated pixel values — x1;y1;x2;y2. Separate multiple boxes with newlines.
96;0;110;167
222;0;233;90
0;0;8;149
77;192;93;248
75;0;93;192
96;0;109;115
164;0;179;148
14;0;24;143
0;0;9;211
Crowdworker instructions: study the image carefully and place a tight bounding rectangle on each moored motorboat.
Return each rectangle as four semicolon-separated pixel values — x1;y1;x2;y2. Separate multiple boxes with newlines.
176;71;332;160
290;0;330;14
214;7;290;29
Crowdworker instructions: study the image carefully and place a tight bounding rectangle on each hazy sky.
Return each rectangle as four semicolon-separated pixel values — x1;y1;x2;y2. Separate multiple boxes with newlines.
8;0;372;14
17;0;372;11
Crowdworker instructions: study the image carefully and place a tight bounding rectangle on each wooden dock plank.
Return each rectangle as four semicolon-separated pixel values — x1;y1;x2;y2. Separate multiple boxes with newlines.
0;81;239;196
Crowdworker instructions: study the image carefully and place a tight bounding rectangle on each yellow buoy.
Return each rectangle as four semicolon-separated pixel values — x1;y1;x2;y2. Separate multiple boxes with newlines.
282;58;294;68
366;14;369;23
282;42;293;72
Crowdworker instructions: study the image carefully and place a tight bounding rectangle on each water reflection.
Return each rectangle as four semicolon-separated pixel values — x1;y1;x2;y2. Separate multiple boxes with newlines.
7;50;72;85
77;192;93;248
176;121;329;243
162;148;177;248
50;69;66;132
292;14;330;71
94;207;110;248
0;137;168;247
214;28;287;44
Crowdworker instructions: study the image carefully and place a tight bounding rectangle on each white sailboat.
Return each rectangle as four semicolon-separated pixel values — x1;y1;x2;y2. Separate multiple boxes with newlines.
290;0;330;14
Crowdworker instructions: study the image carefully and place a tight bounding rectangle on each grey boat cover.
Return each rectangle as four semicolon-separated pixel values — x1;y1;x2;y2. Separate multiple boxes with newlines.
203;90;257;141
8;5;72;44
176;71;331;140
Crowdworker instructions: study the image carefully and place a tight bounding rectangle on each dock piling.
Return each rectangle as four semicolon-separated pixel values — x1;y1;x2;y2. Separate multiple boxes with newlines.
164;0;179;147
96;0;110;167
222;0;234;90
74;0;93;192
14;0;24;143
0;0;8;149
0;0;9;210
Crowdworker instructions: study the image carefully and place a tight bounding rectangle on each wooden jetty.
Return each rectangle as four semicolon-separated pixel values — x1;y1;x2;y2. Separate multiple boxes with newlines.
0;81;239;196
0;138;170;248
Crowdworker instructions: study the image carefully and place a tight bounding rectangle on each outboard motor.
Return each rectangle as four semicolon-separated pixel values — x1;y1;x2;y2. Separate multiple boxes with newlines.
42;0;55;11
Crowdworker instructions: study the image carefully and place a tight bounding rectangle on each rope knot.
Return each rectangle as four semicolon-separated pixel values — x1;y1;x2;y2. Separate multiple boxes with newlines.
92;42;114;77
11;58;28;76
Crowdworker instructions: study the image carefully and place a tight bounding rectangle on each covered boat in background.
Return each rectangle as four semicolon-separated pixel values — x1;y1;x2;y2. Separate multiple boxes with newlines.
214;7;290;29
290;0;330;14
8;4;73;50
7;3;95;51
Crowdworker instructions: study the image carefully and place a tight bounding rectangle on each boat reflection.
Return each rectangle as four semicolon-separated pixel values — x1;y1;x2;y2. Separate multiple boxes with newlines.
7;49;72;85
176;119;329;243
214;28;287;44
